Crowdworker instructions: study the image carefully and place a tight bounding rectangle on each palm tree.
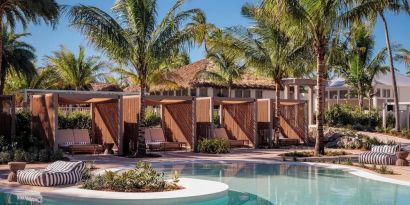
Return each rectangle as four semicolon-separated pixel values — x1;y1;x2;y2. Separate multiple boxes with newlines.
336;24;389;109
0;30;36;94
402;0;410;15
262;0;347;155
343;0;402;131
44;46;105;90
396;48;410;76
0;0;61;94
197;31;245;98
4;68;59;94
69;0;204;155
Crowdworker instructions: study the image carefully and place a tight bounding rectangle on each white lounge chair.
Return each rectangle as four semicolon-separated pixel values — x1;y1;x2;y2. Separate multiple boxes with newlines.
17;161;86;187
358;145;400;165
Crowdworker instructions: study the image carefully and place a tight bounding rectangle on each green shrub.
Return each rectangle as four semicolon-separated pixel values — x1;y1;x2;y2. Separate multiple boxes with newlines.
145;108;161;127
59;111;91;130
198;138;230;154
13;150;26;162
0;151;11;164
325;105;381;131
82;161;180;192
38;149;50;162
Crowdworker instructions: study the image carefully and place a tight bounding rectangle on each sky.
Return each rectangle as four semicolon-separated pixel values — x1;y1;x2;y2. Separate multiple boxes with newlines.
16;0;410;75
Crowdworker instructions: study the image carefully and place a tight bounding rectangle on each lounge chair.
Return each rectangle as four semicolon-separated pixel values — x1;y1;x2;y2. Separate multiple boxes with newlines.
17;161;85;187
147;128;186;151
358;145;400;165
56;129;76;152
69;129;103;154
214;128;249;148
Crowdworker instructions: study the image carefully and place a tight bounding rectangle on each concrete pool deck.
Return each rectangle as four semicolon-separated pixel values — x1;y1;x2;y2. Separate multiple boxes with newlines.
1;148;410;194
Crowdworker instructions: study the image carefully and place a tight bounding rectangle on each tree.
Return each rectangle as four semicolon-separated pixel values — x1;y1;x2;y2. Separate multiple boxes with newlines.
4;68;59;94
343;0;402;131
336;24;389;109
69;0;204;155
396;48;410;76
263;0;346;155
0;30;36;93
0;0;61;94
197;31;245;98
44;46;105;90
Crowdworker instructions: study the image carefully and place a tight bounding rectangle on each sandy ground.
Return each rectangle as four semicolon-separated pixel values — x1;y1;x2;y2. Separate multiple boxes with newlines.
1;148;409;193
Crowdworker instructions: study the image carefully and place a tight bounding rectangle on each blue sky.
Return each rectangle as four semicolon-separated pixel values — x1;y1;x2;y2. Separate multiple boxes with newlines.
17;0;410;75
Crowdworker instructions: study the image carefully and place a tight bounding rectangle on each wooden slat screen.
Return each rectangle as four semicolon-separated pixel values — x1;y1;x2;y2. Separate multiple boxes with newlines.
223;102;255;145
0;95;14;138
122;96;140;153
195;98;212;139
93;101;119;148
163;102;193;147
31;94;56;148
279;102;306;142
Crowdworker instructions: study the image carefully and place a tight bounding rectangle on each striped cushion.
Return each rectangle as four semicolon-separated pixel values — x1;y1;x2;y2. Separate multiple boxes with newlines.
358;152;396;165
17;161;85;187
371;145;399;155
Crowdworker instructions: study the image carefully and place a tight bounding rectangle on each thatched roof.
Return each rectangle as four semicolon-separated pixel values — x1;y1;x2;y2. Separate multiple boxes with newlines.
91;83;122;92
123;85;141;93
150;59;275;91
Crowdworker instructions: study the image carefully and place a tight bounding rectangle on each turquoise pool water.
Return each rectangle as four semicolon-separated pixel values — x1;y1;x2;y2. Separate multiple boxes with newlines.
1;161;410;205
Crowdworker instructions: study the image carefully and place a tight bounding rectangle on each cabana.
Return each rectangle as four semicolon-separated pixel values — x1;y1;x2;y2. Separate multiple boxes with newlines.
0;95;15;138
196;97;257;148
122;95;196;153
256;99;308;147
27;90;130;155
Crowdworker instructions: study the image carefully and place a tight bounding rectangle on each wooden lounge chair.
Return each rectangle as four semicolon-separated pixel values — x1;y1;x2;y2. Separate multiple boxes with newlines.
144;128;162;151
359;145;400;165
214;128;249;148
17;161;86;187
69;129;103;154
56;129;76;152
148;128;186;151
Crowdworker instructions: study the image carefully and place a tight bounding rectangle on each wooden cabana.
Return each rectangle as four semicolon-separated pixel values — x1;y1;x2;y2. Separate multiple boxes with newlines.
0;95;15;138
122;95;196;153
257;99;308;147
196;97;257;148
29;91;127;154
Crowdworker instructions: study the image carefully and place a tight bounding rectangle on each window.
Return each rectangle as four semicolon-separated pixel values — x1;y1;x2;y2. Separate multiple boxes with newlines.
375;89;381;97
176;90;182;96
339;90;348;99
382;89;391;98
235;89;243;98
243;90;251;98
181;89;188;96
199;88;208;97
255;90;263;99
329;91;338;99
386;89;391;98
221;88;229;97
190;88;197;97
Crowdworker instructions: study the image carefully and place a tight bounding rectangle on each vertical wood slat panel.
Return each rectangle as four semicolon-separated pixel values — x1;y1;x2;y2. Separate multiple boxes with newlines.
122;96;140;153
93;101;119;148
0;95;13;138
223;102;255;146
163;103;193;147
31;94;56;148
279;102;306;143
195;98;212;140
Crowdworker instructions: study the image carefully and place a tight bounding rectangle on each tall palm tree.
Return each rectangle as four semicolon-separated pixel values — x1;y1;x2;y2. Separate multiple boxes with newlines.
336;24;389;109
44;46;105;90
4;67;59;94
0;30;36;93
69;0;204;155
263;0;346;155
0;0;61;94
396;48;410;76
343;0;402;131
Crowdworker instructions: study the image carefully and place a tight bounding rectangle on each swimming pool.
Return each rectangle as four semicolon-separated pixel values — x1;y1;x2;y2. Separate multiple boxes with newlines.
1;161;410;205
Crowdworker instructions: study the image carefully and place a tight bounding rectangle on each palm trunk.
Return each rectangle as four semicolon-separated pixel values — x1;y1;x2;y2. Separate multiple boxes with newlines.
380;12;400;132
136;79;147;156
228;86;232;98
358;94;364;110
0;22;4;95
314;42;326;156
274;81;281;147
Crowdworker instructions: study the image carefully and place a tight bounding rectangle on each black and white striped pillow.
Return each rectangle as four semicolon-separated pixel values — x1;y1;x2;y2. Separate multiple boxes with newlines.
371;145;398;155
45;161;83;172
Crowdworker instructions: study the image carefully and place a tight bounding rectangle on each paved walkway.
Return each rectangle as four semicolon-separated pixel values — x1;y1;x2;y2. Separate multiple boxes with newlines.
358;131;410;151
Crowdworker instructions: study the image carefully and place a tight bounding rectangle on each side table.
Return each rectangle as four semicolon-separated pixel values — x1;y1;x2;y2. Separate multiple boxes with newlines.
396;151;409;166
8;162;26;182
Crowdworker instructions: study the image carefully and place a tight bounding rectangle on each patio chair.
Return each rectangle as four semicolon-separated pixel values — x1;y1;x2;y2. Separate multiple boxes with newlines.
69;129;104;154
214;128;249;148
17;161;86;187
56;129;75;152
149;128;186;151
358;145;401;165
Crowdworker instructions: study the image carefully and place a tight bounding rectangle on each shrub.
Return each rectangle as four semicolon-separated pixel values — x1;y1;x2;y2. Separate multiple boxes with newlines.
145;108;161;127
13;150;26;162
198;138;230;154
0;151;11;164
82;161;180;192
38;149;50;162
59;111;91;130
325;105;381;131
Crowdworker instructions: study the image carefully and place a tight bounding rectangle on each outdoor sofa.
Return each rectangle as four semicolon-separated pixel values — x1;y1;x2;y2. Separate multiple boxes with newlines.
17;161;86;187
214;128;250;148
57;129;103;154
144;128;187;151
358;145;400;165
